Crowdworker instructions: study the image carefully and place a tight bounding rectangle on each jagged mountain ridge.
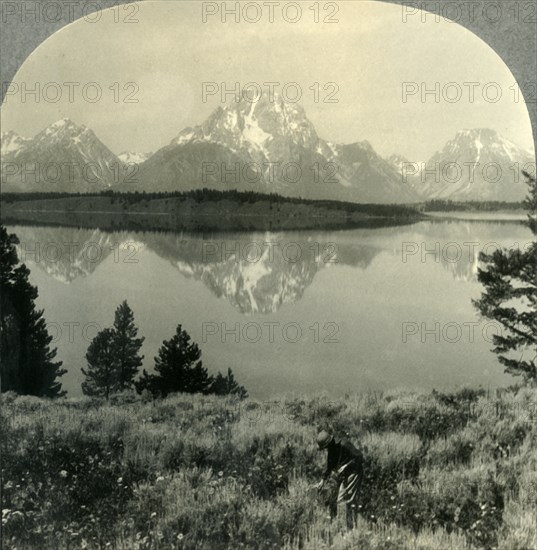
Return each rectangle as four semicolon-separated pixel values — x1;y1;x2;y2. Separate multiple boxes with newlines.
137;92;416;203
1;119;125;192
390;129;535;201
2;109;534;202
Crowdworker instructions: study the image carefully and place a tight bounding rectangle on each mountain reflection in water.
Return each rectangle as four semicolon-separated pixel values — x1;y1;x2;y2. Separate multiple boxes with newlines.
6;218;529;397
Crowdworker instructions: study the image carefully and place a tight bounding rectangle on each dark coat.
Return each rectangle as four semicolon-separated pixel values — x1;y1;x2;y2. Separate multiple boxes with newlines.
322;439;363;481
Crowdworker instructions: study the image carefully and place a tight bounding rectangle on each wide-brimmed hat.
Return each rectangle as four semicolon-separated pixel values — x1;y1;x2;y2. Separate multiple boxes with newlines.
316;430;333;449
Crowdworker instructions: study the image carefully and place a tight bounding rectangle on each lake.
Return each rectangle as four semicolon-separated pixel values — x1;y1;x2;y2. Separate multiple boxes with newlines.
6;215;531;399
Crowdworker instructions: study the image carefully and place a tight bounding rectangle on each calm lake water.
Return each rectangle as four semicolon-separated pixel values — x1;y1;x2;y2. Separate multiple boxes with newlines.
6;216;531;398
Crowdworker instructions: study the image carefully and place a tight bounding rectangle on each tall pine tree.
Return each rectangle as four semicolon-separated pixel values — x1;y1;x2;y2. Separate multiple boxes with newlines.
473;172;537;383
81;328;117;399
112;300;144;390
0;225;65;397
135;324;212;397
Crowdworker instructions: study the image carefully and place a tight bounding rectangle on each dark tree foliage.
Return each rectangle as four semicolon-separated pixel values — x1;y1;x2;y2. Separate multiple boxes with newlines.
210;368;248;399
112;300;144;390
0;225;65;396
2;189;421;218
81;301;143;397
424;200;524;212
473;172;537;383
81;328;117;399
135;324;212;397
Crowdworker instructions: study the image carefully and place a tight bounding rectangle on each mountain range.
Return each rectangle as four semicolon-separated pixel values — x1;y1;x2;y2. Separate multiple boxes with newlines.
1;119;122;193
1;95;534;202
401;128;535;201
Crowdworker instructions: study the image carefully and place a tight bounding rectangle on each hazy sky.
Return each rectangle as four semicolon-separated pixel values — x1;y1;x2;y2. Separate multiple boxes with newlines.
1;0;534;160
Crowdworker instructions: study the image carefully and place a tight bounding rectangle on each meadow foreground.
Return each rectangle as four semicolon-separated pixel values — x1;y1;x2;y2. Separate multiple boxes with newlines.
1;386;536;549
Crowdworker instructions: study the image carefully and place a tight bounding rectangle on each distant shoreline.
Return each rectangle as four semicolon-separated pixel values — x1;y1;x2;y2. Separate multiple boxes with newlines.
0;190;423;232
1;190;527;231
425;210;527;222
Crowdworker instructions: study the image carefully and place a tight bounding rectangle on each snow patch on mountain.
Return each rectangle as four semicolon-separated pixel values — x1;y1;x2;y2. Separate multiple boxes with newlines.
118;151;151;164
3;119;124;192
1;131;31;158
412;128;535;201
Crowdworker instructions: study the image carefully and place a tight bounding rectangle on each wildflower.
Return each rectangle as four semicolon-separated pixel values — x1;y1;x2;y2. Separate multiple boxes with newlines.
151;512;157;518
59;470;68;478
177;533;184;540
117;477;123;484
218;471;224;477
156;476;165;483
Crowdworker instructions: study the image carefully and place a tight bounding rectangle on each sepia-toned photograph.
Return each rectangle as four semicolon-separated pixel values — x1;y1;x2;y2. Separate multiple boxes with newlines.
1;1;536;548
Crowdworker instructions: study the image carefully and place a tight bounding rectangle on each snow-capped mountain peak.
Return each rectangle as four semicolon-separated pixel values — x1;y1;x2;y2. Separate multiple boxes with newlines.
137;94;417;202
36;118;90;142
413;128;535;201
117;151;152;164
1;130;31;158
172;91;319;154
3;119;124;192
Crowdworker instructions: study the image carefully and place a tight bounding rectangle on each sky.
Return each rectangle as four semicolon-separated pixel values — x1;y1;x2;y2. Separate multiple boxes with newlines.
1;0;534;161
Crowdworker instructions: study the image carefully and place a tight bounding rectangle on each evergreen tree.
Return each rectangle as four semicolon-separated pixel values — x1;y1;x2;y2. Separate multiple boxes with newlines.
0;225;65;396
210;368;248;399
82;328;117;399
112;300;144;390
0;227;21;391
473;172;537;383
135;324;212;397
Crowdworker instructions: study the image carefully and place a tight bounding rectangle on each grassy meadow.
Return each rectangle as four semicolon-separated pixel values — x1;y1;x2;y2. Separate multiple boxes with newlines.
1;386;536;549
